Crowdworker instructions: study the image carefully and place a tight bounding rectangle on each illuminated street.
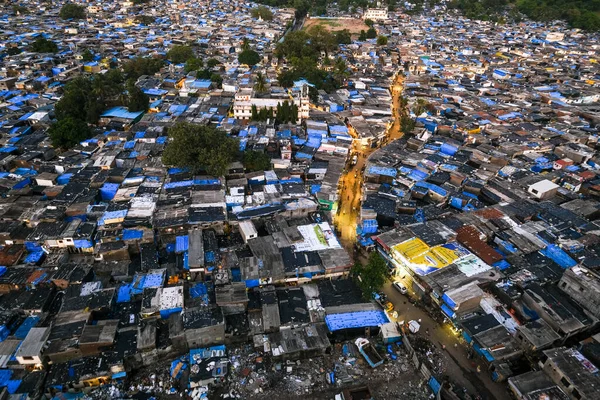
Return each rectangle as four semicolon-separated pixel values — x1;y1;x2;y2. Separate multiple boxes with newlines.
335;73;406;249
382;281;512;400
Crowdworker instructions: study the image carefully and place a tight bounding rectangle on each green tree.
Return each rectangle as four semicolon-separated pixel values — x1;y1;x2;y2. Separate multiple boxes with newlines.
332;57;349;87
251;104;259;120
59;3;86;20
55;72;125;125
206;58;220;69
241;37;251;52
162;123;239;176
184;57;203;73
308;86;319;103
135;15;155;25
123;57;164;80
12;5;28;15
377;35;388;46
293;0;310;19
359;30;367;41
254;72;267;93
277;70;295;88
6;47;21;56
127;80;149;112
167;45;194;64
352;253;389;300
334;29;352;45
48;117;92;149
210;73;223;88
275;30;315;60
243;151;272;172
81;49;94;62
400;115;416;134
364;18;375;27
55;77;91;122
238;49;261;66
306;25;336;56
196;69;212;80
366;27;377;39
251;5;273;21
30;37;58;53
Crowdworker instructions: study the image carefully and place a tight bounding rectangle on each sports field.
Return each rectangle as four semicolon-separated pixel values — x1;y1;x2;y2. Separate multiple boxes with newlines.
303;17;369;34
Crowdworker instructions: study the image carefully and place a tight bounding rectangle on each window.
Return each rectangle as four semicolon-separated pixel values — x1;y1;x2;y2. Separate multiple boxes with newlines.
531;189;539;195
561;282;567;288
22;356;34;361
560;377;571;388
572;389;581;400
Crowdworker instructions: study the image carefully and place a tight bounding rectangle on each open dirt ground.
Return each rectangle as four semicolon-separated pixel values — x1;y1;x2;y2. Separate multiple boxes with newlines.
303;18;369;35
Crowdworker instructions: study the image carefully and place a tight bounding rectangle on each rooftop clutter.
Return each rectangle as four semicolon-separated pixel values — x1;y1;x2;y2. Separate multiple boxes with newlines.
0;0;598;399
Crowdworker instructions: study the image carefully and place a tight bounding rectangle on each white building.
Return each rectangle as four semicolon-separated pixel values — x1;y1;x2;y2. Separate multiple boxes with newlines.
363;8;389;20
233;86;310;120
528;179;559;200
15;327;50;365
239;220;258;243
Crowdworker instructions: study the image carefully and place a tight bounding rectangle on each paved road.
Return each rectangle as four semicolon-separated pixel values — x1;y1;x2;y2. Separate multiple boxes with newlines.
334;74;405;247
334;74;511;400
382;281;512;400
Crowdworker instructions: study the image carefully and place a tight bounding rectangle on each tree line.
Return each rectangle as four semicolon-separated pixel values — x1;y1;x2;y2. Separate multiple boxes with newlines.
162;123;272;176
250;101;299;124
275;25;349;94
49;58;161;149
448;0;600;31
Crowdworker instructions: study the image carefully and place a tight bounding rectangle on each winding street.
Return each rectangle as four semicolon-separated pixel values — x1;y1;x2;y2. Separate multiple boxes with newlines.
334;73;406;247
333;73;511;400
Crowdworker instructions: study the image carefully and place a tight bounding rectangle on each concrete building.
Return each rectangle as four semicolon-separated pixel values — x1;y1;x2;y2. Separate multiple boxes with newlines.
542;347;600;400
363;8;388;20
559;266;600;319
16;327;51;365
528;179;560;200
233;86;310;120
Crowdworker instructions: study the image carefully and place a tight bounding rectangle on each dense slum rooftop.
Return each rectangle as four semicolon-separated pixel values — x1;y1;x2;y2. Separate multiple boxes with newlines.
0;0;597;398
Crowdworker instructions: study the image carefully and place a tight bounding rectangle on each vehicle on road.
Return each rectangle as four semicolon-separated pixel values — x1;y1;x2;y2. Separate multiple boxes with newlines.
350;154;358;166
393;281;408;294
373;292;394;312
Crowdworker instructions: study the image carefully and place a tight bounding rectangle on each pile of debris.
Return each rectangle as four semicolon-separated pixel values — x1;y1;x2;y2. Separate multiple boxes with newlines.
409;334;447;376
221;339;431;400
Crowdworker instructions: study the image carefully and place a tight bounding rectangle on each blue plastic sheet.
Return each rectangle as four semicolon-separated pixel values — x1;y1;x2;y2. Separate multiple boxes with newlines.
176;236;189;253
123;229;143;241
540;245;576;269
325;311;389;331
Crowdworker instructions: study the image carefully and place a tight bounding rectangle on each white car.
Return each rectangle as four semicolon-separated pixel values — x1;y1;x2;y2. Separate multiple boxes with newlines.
393;281;408;294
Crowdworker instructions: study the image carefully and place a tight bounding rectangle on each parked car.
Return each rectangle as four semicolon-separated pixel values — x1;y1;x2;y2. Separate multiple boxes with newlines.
393;281;408;294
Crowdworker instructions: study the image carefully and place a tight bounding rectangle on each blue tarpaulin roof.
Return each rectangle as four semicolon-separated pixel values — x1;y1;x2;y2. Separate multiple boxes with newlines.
14;316;39;339
122;229;143;241
441;304;456;319
176;235;189;253
540;245;576;269
367;166;397;177
101;106;144;120
325;310;389;331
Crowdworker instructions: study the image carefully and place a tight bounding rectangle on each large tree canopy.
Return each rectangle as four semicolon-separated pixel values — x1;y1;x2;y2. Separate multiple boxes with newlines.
243;151;272;172
162;123;239;176
167;45;194;64
238;49;261;66
30;38;58;53
123;57;164;80
251;5;273;21
59;3;85;20
48;117;92;149
352;253;389;300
